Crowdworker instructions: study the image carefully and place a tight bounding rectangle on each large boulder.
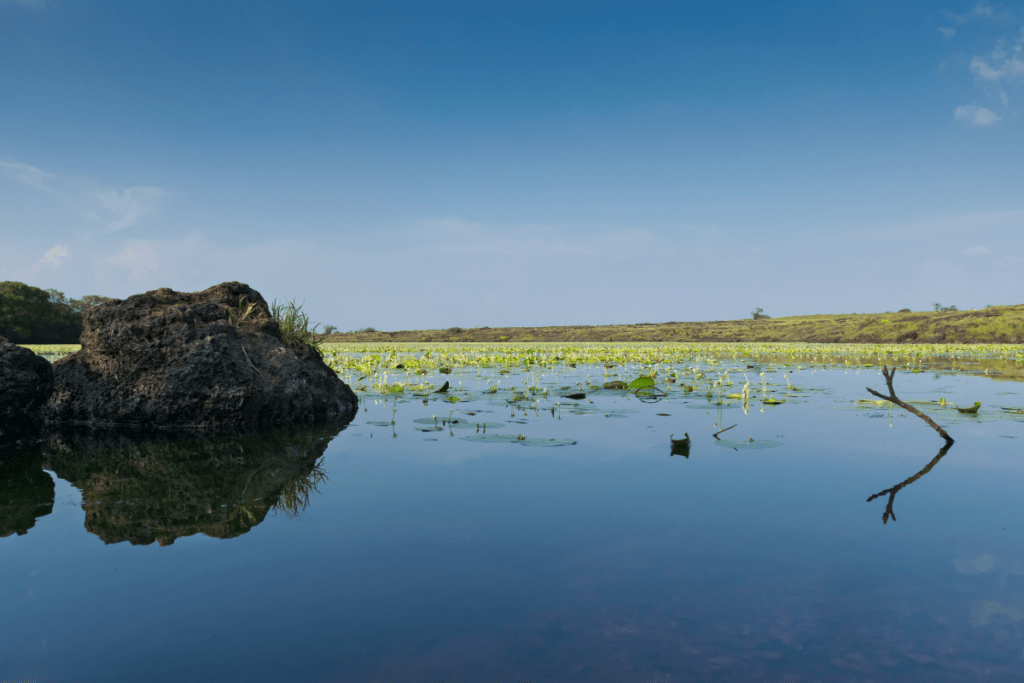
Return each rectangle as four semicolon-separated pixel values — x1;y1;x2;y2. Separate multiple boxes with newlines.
0;335;55;443
42;282;357;429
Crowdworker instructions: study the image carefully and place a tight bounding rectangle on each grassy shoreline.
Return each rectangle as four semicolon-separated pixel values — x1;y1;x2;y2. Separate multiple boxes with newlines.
326;304;1024;345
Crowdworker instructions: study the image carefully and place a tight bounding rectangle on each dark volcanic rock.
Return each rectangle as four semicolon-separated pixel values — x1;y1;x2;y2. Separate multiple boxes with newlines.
0;335;55;442
42;282;357;429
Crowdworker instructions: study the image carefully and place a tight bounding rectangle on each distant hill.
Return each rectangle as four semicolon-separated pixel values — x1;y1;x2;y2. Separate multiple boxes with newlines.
326;305;1024;344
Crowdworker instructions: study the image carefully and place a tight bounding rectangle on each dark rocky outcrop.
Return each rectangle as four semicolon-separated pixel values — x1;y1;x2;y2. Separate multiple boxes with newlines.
42;282;357;429
42;423;346;546
0;335;55;443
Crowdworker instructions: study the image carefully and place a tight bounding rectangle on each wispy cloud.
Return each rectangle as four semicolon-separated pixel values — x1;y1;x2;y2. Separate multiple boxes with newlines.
943;3;997;25
42;243;72;267
0;159;171;232
955;103;1001;125
8;243;74;283
96;186;172;232
0;160;62;196
969;40;1024;84
949;15;1024;126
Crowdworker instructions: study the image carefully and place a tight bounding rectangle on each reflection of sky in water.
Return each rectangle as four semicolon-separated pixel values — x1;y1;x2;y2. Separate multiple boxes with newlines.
2;363;1024;682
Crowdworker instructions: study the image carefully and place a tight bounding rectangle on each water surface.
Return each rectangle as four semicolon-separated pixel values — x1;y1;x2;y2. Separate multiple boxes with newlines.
3;361;1023;682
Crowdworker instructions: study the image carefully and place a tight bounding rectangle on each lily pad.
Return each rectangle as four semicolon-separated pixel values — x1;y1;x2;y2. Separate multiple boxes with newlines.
713;438;782;450
460;434;577;447
413;417;503;430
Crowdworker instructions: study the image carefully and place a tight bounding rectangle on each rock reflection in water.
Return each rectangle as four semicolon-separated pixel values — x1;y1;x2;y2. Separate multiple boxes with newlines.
41;423;346;546
0;448;54;538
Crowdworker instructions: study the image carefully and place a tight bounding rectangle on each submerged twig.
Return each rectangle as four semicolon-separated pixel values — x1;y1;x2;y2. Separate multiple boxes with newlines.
866;365;954;444
867;440;953;524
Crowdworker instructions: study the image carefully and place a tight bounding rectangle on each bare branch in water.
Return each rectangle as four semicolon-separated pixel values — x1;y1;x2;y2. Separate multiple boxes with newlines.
867;365;954;444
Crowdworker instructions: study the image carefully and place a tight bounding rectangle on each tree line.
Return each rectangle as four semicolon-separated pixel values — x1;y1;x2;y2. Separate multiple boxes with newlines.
0;281;114;344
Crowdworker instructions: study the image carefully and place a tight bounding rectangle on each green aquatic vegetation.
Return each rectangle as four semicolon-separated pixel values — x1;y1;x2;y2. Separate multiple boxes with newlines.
320;341;1024;386
627;376;655;390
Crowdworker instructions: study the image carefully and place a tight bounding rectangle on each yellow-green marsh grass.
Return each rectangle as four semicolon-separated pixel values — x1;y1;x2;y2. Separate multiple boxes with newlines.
328;304;1024;345
318;341;1024;398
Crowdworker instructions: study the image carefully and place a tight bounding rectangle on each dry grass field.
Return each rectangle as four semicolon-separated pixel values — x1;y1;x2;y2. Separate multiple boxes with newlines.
327;304;1024;345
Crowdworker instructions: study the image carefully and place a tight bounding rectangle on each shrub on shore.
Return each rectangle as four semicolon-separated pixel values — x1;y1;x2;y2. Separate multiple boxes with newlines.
0;282;84;343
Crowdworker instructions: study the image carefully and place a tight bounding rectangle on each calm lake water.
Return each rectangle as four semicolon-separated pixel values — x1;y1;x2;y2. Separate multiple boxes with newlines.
3;358;1024;682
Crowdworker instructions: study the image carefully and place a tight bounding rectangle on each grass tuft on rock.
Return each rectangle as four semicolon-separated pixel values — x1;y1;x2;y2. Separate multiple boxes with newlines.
270;298;324;357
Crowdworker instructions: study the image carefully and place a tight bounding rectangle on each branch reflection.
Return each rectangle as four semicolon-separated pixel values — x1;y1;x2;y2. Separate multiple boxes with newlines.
867;441;954;524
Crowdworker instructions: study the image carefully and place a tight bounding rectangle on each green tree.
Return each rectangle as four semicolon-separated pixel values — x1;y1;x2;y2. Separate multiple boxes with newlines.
0;281;84;343
81;294;116;308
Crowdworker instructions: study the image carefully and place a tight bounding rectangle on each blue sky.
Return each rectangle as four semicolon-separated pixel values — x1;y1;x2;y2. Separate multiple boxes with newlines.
1;0;1022;330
